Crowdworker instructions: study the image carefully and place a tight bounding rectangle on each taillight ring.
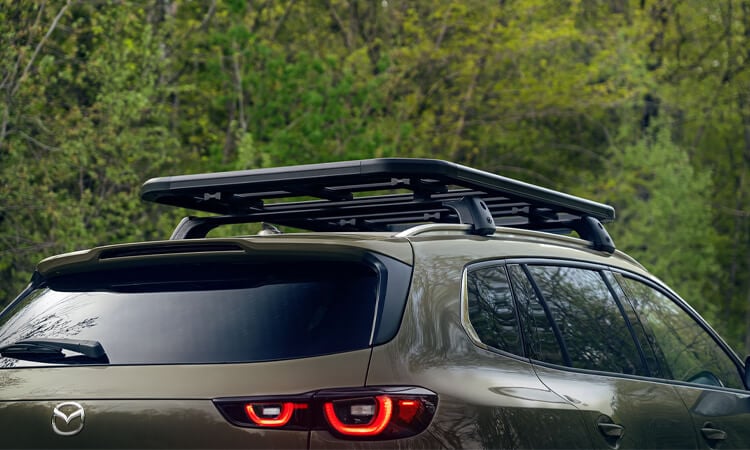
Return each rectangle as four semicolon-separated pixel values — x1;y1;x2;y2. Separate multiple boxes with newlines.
323;395;393;436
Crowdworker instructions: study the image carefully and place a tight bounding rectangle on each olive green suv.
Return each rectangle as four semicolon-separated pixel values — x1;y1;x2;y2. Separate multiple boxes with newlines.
1;158;748;449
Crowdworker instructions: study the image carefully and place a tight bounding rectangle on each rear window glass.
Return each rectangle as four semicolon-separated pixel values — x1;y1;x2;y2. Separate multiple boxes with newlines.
0;261;379;367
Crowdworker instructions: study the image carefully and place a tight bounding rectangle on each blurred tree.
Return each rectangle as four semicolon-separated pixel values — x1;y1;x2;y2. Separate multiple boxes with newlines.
0;0;746;353
0;2;181;302
595;125;720;325
636;0;750;350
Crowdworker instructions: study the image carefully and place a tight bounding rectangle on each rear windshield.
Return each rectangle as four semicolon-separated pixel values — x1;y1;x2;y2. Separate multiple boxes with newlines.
0;260;379;367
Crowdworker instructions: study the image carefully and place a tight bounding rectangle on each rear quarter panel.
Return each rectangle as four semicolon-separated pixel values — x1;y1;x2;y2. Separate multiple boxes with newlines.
366;235;643;448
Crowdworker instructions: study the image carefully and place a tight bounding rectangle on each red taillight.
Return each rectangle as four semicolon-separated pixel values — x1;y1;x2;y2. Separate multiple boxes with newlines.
323;395;393;436
214;387;437;440
397;399;419;422
245;402;307;427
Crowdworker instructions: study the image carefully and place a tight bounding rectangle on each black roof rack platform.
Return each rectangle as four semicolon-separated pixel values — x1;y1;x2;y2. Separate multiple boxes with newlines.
141;158;616;253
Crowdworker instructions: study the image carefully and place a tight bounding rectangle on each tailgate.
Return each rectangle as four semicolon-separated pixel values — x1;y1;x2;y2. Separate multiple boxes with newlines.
0;351;371;448
0;246;412;448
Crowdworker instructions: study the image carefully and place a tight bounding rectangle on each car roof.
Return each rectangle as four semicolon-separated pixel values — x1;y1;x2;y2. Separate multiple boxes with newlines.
36;225;645;279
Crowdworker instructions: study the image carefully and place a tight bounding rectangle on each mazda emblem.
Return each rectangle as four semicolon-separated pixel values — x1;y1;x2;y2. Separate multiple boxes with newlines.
51;402;85;436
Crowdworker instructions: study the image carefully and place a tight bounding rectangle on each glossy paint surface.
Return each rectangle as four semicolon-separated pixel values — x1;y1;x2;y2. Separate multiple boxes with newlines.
0;350;371;448
309;429;446;449
3;228;748;448
0;400;306;449
36;234;414;276
532;364;697;448
673;384;750;449
366;234;747;448
366;235;634;448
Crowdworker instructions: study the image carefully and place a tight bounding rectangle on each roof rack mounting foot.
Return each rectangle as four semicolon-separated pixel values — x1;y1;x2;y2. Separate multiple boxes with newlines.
170;216;211;240
442;197;496;236
574;216;616;254
170;215;251;240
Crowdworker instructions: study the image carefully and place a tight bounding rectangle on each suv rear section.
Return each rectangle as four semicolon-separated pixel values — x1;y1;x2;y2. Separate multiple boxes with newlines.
0;236;442;449
0;158;621;449
6;158;744;449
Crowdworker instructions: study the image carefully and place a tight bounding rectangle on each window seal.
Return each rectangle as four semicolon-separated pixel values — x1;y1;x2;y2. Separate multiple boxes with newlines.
600;271;652;377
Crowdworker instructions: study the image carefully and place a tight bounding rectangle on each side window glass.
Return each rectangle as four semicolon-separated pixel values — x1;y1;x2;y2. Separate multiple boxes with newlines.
615;274;744;389
602;271;664;378
466;264;523;356
527;266;646;376
507;265;565;365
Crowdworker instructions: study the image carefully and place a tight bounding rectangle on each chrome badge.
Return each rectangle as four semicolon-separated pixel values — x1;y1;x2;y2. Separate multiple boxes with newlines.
51;402;85;436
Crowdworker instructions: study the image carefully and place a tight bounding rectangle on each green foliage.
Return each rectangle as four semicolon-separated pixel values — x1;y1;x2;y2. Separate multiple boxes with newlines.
0;2;181;304
596;125;719;321
0;0;748;352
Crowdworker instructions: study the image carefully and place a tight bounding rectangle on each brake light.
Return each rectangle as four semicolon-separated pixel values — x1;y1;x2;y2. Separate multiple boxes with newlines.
213;387;437;440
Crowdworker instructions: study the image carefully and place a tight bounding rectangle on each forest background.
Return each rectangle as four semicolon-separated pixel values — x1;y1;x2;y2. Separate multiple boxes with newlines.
2;0;750;353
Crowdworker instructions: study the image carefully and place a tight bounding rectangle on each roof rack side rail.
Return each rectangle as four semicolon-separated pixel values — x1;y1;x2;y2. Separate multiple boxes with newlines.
395;224;474;238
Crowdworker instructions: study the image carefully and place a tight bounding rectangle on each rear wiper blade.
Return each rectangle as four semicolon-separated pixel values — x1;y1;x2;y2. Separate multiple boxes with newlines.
0;338;106;359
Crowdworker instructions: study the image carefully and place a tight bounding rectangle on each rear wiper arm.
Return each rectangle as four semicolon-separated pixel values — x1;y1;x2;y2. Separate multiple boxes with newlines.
0;338;106;359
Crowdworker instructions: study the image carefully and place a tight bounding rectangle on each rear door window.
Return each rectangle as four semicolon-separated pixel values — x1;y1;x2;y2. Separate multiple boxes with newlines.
0;259;387;367
522;265;647;376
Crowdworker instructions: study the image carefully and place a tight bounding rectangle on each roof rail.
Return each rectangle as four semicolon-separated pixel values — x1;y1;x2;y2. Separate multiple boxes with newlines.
141;158;616;253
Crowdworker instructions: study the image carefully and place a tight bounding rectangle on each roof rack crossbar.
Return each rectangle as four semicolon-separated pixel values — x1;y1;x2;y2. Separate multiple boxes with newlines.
168;199;484;238
142;158;616;253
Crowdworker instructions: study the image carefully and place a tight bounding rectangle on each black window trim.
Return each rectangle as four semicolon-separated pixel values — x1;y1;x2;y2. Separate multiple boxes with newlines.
600;271;653;377
604;270;673;380
463;257;748;391
461;257;649;372
518;264;573;367
366;252;415;346
468;257;670;383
